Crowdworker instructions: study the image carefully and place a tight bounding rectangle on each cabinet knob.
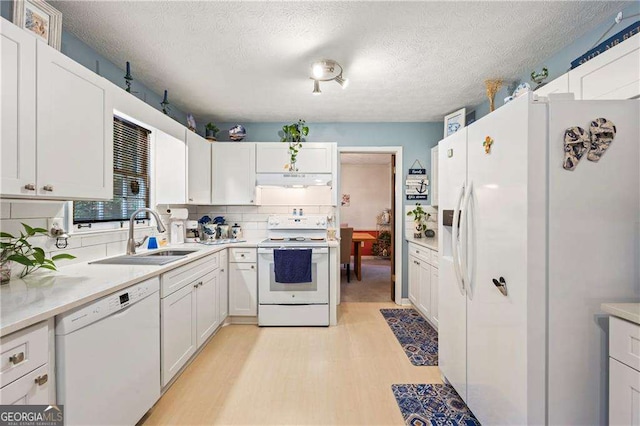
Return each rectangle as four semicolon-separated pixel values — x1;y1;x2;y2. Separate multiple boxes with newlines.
221;269;224;272
24;183;36;191
42;185;54;192
9;352;25;365
34;374;48;386
250;200;254;203
250;265;255;269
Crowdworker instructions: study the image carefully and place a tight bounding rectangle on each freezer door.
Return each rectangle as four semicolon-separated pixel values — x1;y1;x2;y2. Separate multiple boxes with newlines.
465;95;541;425
437;127;468;400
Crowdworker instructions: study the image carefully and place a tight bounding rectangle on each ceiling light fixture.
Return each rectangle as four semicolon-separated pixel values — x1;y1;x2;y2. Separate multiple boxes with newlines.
309;59;348;94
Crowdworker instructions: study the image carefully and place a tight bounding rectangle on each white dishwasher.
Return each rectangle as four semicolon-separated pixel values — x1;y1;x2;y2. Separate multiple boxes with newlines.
56;277;160;426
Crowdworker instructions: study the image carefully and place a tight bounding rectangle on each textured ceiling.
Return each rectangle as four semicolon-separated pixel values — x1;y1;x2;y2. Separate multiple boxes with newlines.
52;1;627;122
341;153;391;165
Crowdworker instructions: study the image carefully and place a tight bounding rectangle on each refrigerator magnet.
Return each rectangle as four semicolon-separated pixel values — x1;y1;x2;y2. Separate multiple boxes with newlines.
483;136;494;154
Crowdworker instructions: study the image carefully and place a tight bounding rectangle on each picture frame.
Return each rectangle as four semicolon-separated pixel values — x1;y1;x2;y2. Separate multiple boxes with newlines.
13;0;62;50
444;107;466;138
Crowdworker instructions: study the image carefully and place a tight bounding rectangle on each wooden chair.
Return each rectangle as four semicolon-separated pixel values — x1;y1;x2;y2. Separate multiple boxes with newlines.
340;227;353;283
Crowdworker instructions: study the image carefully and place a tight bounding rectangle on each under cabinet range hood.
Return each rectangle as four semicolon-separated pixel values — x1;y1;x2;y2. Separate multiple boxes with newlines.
256;173;332;188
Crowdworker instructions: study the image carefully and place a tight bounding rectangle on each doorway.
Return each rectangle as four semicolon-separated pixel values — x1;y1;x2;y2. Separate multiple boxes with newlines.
337;147;403;305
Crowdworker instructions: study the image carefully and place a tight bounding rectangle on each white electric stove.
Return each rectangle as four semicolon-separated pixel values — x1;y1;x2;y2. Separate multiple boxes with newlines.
257;215;329;326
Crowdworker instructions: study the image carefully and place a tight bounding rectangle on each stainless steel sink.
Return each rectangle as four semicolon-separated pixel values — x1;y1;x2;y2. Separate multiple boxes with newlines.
141;250;197;257
90;249;197;265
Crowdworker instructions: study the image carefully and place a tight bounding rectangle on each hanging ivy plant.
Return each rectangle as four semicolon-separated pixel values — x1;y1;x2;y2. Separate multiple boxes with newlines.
281;119;309;171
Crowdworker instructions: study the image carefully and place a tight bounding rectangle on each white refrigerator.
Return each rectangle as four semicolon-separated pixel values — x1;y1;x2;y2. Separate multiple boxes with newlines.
437;94;639;425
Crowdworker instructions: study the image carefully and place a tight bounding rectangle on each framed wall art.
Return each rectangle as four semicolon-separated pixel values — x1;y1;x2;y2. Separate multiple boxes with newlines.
13;0;62;50
444;107;466;138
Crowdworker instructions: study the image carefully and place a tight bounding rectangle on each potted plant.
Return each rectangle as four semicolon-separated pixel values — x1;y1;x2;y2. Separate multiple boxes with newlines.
281;119;309;171
407;203;431;238
1;223;75;283
205;122;219;141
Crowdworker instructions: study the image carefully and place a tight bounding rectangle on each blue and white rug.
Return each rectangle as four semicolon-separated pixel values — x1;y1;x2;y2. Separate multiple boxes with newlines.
380;308;438;366
392;384;481;426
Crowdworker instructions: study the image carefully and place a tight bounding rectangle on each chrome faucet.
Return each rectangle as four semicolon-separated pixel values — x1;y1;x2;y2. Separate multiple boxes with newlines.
127;208;167;255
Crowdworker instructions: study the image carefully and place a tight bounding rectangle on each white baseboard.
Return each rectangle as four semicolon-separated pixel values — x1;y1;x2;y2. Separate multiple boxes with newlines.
400;298;412;306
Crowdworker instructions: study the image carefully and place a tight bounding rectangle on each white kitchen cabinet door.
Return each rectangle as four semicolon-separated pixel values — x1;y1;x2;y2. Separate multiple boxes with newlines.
212;143;256;205
161;284;196;387
408;256;420;306
430;267;439;328
195;271;219;347
219;250;229;323
155;130;186;204
228;263;257;316
36;42;113;200
418;260;431;319
0;20;36;197
609;357;640;426
0;364;50;405
568;33;640;100
533;73;569;97
256;142;333;173
430;146;439;206
186;130;211;204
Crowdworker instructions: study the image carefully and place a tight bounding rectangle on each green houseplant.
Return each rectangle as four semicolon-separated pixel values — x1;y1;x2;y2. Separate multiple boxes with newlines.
205;122;219;141
0;223;75;282
281;119;309;171
407;203;431;238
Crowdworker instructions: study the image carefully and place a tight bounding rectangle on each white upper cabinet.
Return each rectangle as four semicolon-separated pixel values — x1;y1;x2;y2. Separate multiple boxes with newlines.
155;131;186;204
256;143;333;173
569;33;640;100
1;19;113;200
1;19;36;197
186;131;211;204
534;73;569;97
36;41;113;200
212;143;256;205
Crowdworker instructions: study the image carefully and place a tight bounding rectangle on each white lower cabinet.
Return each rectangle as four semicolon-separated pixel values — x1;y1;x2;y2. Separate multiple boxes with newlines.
229;249;257;316
430;268;439;327
161;284;196;387
609;357;640;426
407;243;438;328
160;253;221;387
0;321;53;405
609;316;640;426
0;364;50;405
219;250;229;323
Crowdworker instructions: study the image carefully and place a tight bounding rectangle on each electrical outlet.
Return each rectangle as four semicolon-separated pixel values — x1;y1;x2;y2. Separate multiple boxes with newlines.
48;217;65;235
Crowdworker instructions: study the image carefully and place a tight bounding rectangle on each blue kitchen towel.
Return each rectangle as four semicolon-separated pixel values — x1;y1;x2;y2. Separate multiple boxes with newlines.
274;249;312;283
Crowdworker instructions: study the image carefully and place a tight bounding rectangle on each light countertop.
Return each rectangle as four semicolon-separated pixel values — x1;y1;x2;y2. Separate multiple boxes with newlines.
406;236;438;251
601;303;640;325
0;240;262;337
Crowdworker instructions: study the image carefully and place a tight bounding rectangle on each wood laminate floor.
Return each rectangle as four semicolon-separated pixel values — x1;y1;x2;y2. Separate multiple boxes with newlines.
143;303;441;425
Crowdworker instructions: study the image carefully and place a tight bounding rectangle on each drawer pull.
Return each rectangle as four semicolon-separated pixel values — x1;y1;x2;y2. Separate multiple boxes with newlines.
24;183;36;191
416;250;420;254
9;352;25;365
42;185;54;192
220;269;224;272
34;374;48;386
240;254;245;257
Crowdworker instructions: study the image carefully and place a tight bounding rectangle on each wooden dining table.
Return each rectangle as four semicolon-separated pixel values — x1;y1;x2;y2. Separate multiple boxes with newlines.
352;232;377;281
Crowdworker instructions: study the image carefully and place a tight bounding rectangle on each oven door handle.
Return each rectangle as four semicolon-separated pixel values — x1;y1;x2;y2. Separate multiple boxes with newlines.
258;247;329;254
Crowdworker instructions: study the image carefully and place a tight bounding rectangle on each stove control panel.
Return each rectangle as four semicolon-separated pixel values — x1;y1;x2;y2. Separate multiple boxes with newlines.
267;215;327;230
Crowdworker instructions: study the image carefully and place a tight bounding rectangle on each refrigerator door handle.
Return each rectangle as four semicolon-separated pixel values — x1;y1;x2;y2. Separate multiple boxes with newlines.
452;182;466;296
461;181;474;300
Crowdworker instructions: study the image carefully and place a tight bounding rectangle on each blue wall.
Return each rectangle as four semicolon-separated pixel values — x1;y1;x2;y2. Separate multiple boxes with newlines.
215;121;443;299
0;1;187;124
472;2;640;119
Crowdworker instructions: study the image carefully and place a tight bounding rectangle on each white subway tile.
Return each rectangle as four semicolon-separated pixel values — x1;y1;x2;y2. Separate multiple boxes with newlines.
241;222;258;230
226;206;258;214
256;206;290;214
242;213;270;222
10;201;65;219
81;232;127;247
49;244;107;265
0;202;10;219
197;206;226;214
106;241;127;257
0;219;47;236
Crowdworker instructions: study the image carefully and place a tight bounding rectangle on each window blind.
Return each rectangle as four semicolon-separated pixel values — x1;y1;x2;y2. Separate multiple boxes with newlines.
73;117;151;224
